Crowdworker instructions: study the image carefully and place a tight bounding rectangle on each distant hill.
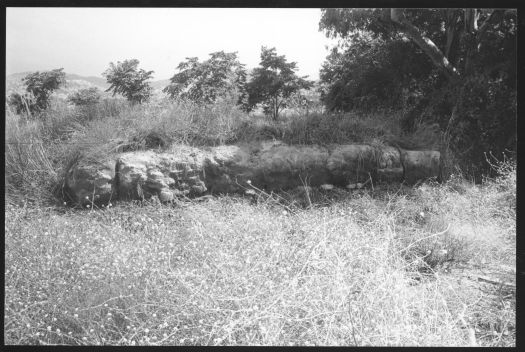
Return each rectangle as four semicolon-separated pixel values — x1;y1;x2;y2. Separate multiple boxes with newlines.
151;79;170;90
6;71;319;102
6;72;171;99
65;74;109;89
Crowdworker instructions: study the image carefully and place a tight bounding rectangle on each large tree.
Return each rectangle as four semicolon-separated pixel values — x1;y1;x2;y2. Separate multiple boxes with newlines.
319;8;517;175
320;8;516;81
246;47;314;120
319;32;434;112
163;51;247;107
102;59;154;105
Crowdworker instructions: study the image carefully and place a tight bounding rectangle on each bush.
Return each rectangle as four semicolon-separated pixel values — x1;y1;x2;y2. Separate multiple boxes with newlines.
5;97;135;204
67;88;101;106
8;92;36;115
282;111;404;146
5;111;59;205
483;152;516;217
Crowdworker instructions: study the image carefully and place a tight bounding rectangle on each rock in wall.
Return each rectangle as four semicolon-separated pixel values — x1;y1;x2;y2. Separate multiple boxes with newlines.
400;150;441;184
117;147;208;202
65;158;115;205
65;141;441;205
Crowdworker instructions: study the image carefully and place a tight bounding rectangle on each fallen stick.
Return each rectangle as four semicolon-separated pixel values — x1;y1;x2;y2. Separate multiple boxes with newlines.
477;276;515;288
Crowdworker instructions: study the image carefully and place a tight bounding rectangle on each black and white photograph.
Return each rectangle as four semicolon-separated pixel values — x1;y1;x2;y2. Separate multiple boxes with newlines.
5;5;517;346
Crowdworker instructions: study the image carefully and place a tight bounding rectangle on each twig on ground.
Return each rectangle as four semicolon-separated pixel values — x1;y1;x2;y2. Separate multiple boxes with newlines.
397;223;451;254
477;276;515;288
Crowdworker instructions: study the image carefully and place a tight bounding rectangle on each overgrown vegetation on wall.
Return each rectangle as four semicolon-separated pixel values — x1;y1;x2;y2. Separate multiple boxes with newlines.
7;96;439;205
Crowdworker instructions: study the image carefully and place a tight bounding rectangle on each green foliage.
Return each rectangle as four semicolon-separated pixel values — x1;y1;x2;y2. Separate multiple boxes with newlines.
320;8;459;47
319;33;435;112
319;8;517;175
283;86;324;115
23;68;67;110
319;8;393;40
102;59;154;104
8;69;66;115
444;75;516;174
246;47;314;120
67;87;101;106
163;51;248;108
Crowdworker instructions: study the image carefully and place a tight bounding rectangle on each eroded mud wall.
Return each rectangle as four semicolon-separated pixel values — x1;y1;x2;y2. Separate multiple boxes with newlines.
65;141;441;205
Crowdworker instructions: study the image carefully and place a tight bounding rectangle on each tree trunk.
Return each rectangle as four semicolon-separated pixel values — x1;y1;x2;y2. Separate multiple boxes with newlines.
275;98;285;121
444;9;460;62
273;97;279;121
390;9;460;80
464;9;481;33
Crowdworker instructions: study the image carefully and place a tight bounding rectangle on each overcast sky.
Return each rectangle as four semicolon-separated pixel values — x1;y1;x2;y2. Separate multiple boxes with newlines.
6;7;337;80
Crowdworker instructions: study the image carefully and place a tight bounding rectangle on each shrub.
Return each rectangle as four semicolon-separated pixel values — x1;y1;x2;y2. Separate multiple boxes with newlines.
67;87;101;106
5;111;59;205
283;111;403;146
8;92;36;115
8;68;66;116
482;152;516;218
398;214;473;274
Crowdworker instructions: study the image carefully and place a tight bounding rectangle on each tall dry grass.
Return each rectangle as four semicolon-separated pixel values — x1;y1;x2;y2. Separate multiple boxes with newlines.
5;110;58;205
4;161;515;346
5;98;132;205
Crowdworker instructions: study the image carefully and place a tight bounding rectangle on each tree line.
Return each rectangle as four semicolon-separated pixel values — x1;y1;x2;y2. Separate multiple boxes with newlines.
8;46;312;121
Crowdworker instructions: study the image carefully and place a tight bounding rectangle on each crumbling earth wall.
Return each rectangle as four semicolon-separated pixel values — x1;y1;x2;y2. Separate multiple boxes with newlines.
65;140;441;206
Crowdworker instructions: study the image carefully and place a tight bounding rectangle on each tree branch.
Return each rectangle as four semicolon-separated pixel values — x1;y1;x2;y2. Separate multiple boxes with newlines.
476;9;507;45
390;9;460;80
